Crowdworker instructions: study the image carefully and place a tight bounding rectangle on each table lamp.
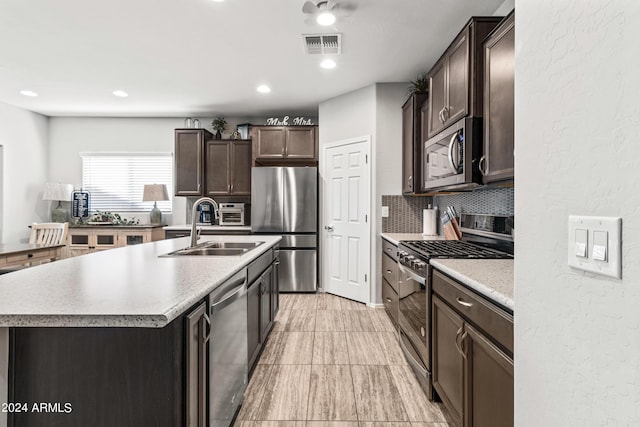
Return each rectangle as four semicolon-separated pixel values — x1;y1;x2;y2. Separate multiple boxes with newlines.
43;183;74;222
143;184;169;225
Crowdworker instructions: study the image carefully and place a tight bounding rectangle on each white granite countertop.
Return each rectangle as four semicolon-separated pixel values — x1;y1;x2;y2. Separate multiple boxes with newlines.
0;235;280;328
380;233;443;246
164;224;251;231
430;259;514;311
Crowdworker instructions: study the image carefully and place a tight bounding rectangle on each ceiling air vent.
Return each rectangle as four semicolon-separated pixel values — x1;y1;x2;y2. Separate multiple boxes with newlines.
302;33;342;55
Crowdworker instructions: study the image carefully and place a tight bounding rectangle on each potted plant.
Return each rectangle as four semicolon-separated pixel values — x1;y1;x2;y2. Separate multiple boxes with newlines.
409;73;429;95
211;117;227;140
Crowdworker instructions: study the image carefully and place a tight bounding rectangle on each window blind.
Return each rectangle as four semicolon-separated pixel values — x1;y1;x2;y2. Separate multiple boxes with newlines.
81;153;173;212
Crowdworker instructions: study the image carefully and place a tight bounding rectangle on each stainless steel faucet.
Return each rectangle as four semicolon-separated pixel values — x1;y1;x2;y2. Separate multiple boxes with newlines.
190;197;219;247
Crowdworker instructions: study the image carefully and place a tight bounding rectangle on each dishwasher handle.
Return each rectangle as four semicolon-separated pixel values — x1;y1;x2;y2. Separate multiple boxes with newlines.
211;276;247;313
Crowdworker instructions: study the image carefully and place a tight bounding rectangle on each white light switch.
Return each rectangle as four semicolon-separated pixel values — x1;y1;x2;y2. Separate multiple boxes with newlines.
575;228;588;258
568;216;621;279
592;230;608;261
381;206;389;218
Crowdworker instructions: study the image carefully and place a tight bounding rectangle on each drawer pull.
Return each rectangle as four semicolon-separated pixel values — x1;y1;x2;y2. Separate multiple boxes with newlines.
386;269;392;274
385;298;393;303
456;297;473;308
386;247;392;252
27;253;33;258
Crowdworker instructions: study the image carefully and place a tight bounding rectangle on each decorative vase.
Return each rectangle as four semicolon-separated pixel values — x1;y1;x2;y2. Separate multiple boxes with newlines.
215;130;222;140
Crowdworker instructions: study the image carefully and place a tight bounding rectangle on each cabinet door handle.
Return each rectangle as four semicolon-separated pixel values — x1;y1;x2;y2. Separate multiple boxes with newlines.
201;313;211;344
460;330;468;359
385;298;393;303
456;297;473;308
285;146;288;156
386;269;392;275
456;325;467;360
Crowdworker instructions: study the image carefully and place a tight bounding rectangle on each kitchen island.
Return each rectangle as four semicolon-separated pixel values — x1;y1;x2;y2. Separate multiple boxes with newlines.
0;235;280;427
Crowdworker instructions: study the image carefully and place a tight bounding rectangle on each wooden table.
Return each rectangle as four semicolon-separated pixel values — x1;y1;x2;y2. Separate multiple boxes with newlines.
0;243;64;269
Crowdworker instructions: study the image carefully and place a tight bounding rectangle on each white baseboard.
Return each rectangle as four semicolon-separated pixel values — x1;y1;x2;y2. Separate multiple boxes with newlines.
367;302;384;309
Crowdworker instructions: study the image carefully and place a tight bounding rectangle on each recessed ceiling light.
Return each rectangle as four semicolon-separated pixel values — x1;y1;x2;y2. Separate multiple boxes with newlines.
20;90;38;97
256;85;271;94
112;90;129;98
317;12;336;26
211;0;224;2
320;59;336;69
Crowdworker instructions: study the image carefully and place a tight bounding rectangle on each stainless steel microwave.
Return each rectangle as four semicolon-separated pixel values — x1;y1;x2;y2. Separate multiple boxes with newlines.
422;117;482;191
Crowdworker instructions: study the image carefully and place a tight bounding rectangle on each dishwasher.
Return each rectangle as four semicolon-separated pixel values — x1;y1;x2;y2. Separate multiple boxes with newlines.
209;269;248;427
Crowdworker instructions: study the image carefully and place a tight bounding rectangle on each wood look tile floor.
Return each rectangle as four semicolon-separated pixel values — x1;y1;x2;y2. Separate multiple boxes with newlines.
236;293;450;427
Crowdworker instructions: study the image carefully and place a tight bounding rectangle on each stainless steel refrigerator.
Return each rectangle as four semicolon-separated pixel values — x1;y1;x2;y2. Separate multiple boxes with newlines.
251;167;317;292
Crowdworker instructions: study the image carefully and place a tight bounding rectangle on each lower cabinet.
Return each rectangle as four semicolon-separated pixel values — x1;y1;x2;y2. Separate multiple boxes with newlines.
184;302;209;427
10;300;205;427
65;226;165;258
381;238;399;327
432;269;514;427
247;248;280;374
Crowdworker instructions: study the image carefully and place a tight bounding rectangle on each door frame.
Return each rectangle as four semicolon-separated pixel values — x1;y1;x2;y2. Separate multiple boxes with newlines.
319;135;372;305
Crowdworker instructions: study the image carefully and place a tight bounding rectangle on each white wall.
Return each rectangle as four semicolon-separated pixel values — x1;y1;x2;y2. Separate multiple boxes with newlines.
319;83;407;305
0;102;49;243
515;1;640;425
48;116;281;225
493;0;514;16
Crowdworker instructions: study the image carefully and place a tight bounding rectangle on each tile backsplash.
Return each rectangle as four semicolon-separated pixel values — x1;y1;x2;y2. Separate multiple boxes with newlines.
432;187;514;216
381;195;433;233
381;187;514;234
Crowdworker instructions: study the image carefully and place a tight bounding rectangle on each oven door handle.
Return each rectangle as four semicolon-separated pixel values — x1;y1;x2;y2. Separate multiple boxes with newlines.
398;262;426;285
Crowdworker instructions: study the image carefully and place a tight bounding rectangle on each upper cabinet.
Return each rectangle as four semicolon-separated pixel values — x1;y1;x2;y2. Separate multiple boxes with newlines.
252;126;318;164
481;12;515;184
402;93;428;194
175;129;208;196
427;17;503;139
205;140;252;196
174;128;251;197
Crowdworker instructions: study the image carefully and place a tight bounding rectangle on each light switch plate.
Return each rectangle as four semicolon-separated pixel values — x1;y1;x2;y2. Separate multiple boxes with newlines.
568;216;622;279
381;206;389;218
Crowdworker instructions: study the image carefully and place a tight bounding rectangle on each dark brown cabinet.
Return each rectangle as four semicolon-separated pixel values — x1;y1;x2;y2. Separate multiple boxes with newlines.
184;302;209;427
381;238;399;327
481;12;515;184
432;269;514;427
402;93;428;194
247;249;280;374
252;126;318;163
9;299;209;427
175;129;208;196
205;140;252;196
433;295;465;426
174;129;251;197
427;17;503;139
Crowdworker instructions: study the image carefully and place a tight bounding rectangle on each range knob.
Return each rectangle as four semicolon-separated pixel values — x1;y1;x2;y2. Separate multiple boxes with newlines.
413;261;426;272
403;254;415;263
397;250;408;259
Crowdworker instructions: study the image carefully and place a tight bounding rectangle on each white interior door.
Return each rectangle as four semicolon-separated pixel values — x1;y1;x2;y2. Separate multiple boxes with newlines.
322;137;370;303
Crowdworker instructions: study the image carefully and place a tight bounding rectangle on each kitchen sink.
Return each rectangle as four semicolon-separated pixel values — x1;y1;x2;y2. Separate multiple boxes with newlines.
160;241;264;257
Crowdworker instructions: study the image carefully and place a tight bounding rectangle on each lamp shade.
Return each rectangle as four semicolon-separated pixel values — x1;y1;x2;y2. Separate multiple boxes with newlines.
42;183;73;201
142;184;169;202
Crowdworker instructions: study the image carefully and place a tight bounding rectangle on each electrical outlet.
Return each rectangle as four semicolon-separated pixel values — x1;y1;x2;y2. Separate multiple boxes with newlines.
381;206;389;218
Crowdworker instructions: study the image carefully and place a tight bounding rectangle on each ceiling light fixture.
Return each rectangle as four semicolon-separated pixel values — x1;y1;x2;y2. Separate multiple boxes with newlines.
20;90;38;97
112;90;129;98
316;11;336;26
211;0;224;2
256;85;271;93
320;59;336;69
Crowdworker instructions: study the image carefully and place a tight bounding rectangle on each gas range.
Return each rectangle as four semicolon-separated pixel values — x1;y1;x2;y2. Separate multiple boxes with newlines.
397;213;514;275
398;239;513;274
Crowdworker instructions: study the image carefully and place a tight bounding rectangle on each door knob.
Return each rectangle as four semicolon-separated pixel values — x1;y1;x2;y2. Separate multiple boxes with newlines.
324;225;334;232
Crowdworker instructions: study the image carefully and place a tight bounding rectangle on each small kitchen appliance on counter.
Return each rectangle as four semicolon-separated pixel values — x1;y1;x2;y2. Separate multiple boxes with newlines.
396;213;514;400
197;201;215;225
219;203;246;226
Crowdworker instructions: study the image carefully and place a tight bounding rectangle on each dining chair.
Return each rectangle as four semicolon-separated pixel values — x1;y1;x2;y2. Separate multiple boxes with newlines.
29;222;69;246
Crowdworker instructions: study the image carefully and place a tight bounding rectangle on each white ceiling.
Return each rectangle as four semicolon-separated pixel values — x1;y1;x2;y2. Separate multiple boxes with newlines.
0;0;506;117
